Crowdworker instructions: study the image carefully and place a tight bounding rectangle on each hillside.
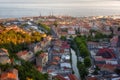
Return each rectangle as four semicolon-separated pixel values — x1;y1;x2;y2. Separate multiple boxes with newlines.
0;25;48;80
0;25;46;54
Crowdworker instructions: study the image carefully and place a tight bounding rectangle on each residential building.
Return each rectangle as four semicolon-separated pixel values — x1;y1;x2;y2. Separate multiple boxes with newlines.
68;74;78;80
96;48;116;59
0;48;11;64
29;43;42;53
110;36;118;47
53;75;66;80
0;68;19;80
36;52;48;67
68;27;75;35
16;50;34;61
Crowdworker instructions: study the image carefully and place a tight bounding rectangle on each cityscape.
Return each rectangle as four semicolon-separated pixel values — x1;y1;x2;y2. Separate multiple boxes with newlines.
0;0;120;80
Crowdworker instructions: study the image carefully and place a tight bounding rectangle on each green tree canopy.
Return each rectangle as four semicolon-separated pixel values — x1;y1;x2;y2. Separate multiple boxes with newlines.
60;36;66;41
84;57;91;68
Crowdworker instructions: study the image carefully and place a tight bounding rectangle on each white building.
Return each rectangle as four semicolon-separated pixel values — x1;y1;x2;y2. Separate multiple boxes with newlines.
60;62;71;69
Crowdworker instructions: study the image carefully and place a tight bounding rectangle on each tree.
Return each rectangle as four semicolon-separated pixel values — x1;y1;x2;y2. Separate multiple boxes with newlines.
69;35;73;39
15;61;48;80
92;66;100;75
74;36;89;58
84;57;91;68
77;63;88;79
89;29;96;36
53;21;58;27
38;23;50;34
0;28;44;54
60;36;66;41
79;43;89;58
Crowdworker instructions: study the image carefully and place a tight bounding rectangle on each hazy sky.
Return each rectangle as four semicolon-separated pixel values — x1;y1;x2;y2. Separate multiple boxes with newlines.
0;0;120;7
0;0;120;18
0;0;119;3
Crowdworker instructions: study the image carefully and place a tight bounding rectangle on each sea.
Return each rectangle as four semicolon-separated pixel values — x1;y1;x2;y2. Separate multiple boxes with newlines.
0;0;120;18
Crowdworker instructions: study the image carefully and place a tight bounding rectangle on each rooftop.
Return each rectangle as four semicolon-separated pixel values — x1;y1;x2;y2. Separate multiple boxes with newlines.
68;74;78;80
96;48;116;59
16;50;28;57
54;75;66;80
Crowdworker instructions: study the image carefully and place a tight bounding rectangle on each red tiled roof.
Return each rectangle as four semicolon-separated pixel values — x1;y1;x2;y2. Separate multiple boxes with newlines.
110;36;118;43
51;61;58;65
97;64;116;71
47;70;52;73
97;48;116;59
0;72;16;80
36;66;43;72
54;75;66;80
16;50;28;57
61;42;70;49
39;53;47;58
53;56;60;61
94;56;111;61
61;45;70;49
68;74;78;80
0;48;8;53
87;77;98;80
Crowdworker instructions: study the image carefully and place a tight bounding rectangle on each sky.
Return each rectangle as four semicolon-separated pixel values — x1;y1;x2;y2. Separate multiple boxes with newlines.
0;0;120;7
0;0;119;3
0;0;120;18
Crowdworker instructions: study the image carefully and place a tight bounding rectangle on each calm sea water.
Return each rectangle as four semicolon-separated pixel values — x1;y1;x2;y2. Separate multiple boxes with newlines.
0;0;120;18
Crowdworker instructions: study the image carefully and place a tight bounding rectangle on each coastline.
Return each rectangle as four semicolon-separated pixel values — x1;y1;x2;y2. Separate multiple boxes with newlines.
0;14;120;21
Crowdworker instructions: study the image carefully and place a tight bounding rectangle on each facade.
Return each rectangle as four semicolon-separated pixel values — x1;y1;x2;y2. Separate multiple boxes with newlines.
68;28;76;35
34;43;42;53
29;43;42;54
0;48;11;64
16;50;34;61
110;36;118;47
0;69;19;80
36;52;48;67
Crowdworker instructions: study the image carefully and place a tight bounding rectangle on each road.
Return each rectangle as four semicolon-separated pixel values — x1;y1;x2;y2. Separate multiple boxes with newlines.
51;27;58;38
71;48;80;80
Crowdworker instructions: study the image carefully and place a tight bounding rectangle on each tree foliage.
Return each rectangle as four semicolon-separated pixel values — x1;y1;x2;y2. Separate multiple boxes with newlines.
60;36;66;41
0;26;48;80
84;57;91;68
15;61;48;80
38;23;50;34
74;36;89;58
74;36;90;79
0;28;45;54
77;62;88;79
0;61;48;80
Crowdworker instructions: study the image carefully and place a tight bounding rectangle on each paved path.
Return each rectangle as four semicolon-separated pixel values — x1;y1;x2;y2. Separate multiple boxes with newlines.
71;48;80;80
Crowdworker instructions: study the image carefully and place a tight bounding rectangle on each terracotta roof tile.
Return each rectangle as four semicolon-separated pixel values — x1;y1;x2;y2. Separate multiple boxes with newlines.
0;72;16;80
16;50;28;57
54;75;66;80
87;77;98;80
68;74;78;80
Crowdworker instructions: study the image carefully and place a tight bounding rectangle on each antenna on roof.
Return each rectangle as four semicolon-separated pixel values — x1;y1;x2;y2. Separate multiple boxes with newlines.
39;11;42;17
49;11;51;16
52;11;54;17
